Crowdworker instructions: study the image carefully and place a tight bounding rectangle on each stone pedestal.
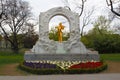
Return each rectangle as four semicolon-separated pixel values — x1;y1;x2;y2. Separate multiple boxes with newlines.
24;51;100;61
56;43;66;54
24;39;100;61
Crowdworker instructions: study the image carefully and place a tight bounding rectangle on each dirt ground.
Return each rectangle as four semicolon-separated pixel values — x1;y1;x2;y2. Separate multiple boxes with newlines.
101;61;120;73
0;61;120;75
0;64;30;76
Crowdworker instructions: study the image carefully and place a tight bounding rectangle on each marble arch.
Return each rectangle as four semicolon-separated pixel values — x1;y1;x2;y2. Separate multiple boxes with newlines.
31;7;87;54
39;7;80;40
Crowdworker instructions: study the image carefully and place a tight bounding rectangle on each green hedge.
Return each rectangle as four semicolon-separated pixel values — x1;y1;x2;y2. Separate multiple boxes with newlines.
19;61;107;75
81;34;120;53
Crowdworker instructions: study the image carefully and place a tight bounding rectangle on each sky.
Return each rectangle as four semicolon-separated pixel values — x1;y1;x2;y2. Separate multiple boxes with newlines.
24;0;64;17
24;0;109;32
24;0;107;17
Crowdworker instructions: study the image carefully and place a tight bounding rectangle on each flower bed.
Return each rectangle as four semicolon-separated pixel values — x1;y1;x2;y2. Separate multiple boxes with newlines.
66;61;107;74
19;60;107;74
23;61;58;69
69;62;103;69
19;61;63;74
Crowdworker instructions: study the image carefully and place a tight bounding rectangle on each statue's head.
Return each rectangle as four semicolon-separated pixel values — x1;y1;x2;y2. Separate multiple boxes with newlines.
59;22;62;26
59;22;64;29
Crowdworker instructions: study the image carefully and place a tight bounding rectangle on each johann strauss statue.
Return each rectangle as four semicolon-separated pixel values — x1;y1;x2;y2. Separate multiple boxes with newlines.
55;23;65;43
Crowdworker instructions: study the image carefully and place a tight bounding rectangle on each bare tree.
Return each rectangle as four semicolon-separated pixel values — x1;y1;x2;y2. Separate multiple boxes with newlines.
112;23;120;32
62;0;95;36
21;19;38;34
80;7;94;36
0;0;32;53
25;22;38;36
106;0;120;34
106;0;120;16
62;0;86;17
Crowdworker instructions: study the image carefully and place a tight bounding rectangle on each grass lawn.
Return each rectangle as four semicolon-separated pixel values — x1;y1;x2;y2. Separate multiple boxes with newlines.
0;50;24;66
100;53;120;61
0;55;23;65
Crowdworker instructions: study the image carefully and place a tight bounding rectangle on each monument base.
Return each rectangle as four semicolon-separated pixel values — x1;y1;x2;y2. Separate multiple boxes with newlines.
25;7;101;62
56;43;66;54
24;51;100;61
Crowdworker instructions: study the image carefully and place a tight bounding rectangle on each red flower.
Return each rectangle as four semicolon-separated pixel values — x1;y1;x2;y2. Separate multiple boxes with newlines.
69;62;103;69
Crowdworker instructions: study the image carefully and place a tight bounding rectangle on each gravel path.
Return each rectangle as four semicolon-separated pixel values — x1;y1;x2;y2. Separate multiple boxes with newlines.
0;74;120;80
101;61;120;73
0;64;29;76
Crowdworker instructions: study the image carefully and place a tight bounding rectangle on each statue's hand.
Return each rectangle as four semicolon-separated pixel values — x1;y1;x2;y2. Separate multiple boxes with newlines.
55;26;58;28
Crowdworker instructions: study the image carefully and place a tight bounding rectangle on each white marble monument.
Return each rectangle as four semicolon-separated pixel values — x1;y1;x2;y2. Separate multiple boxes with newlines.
24;7;100;61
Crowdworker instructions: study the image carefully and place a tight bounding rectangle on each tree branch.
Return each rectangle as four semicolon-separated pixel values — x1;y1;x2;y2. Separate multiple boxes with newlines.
79;0;85;17
106;0;120;16
0;23;13;45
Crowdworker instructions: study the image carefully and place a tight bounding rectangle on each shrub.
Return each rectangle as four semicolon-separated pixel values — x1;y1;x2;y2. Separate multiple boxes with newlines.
81;34;120;53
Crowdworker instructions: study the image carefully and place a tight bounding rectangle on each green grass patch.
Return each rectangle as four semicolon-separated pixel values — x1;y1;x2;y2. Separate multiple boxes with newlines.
0;55;23;65
100;53;120;61
0;49;25;66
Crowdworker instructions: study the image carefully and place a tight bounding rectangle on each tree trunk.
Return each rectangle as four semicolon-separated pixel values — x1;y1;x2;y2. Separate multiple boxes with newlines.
11;32;19;53
11;42;19;53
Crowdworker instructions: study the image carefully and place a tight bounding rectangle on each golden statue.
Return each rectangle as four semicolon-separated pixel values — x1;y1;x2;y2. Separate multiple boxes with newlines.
56;23;65;43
